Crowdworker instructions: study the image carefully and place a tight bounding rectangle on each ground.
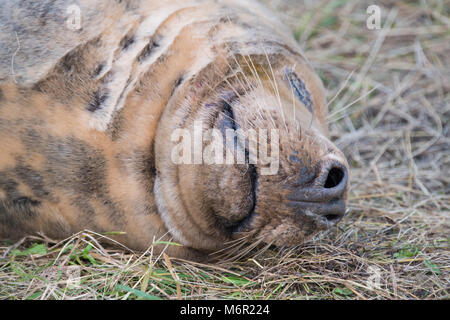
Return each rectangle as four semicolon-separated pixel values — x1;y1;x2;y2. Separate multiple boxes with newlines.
0;0;448;300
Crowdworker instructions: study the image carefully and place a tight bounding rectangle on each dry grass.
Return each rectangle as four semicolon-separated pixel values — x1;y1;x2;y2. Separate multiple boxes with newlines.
0;0;448;300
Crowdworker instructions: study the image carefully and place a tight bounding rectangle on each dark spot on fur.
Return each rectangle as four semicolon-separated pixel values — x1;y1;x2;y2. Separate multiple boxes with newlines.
33;37;103;98
53;37;102;75
70;195;97;228
131;146;156;185
174;75;184;87
0;197;69;240
220;101;238;131
10;197;41;216
219;98;251;163
295;166;316;186
289;155;303;165
22;129;44;151
0;173;20;199
60;50;78;73
107;107;125;141
138;40;160;63
120;34;135;51
0;199;36;239
14;163;52;199
45;137;105;197
170;74;185;97
43;136;123;224
93;63;105;77
0;173;42;236
87;90;108;112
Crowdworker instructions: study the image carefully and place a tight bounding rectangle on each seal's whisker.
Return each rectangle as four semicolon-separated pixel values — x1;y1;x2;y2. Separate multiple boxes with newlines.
225;232;254;245
232;53;269;127
290;65;298;128
230;237;265;261
326;69;355;108
218;51;269;127
216;243;255;262
206;58;265;130
211;241;249;261
240;54;277;130
196;21;254;114
207;57;245;100
254;54;282;131
211;230;264;261
327;84;380;120
252;239;274;259
212;233;253;255
221;16;267;125
261;44;288;134
239;50;272;123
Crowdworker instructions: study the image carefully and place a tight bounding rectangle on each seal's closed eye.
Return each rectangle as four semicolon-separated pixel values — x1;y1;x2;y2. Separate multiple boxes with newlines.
285;69;314;115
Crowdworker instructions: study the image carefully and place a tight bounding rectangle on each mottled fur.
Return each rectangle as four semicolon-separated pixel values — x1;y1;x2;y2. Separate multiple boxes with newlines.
0;0;349;260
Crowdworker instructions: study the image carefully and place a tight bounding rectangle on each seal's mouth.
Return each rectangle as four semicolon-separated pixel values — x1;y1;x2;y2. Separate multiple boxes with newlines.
290;199;346;216
229;199;345;236
288;199;346;228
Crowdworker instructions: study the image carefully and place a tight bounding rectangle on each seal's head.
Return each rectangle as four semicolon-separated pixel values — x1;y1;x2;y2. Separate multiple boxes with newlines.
155;55;349;256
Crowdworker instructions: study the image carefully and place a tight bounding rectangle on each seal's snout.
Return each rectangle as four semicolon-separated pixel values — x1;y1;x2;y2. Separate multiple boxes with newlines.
287;160;349;226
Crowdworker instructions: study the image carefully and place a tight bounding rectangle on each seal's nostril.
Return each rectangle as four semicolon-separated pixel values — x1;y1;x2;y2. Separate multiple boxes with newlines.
287;162;348;202
324;167;345;189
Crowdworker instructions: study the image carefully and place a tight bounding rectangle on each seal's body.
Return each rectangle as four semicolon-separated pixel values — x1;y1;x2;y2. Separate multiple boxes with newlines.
0;0;349;259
